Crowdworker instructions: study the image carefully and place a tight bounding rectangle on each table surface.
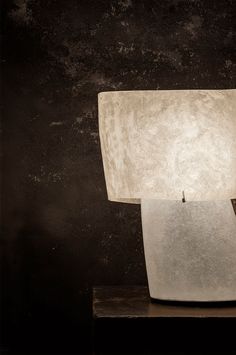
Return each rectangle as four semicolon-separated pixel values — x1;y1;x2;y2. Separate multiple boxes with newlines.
93;286;236;319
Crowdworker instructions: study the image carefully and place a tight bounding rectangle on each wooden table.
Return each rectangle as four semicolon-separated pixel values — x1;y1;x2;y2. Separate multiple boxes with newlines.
93;286;236;354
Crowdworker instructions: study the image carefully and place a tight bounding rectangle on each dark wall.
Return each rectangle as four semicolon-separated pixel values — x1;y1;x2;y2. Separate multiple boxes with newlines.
1;0;235;353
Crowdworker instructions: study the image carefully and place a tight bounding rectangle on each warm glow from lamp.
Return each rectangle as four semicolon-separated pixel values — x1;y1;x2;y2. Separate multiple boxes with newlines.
98;90;236;203
98;89;236;302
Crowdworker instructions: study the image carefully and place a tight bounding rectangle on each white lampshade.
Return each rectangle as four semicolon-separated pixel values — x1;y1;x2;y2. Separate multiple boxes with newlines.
98;90;236;203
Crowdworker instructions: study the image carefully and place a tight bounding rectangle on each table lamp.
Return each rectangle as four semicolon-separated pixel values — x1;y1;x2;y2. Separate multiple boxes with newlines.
98;90;236;302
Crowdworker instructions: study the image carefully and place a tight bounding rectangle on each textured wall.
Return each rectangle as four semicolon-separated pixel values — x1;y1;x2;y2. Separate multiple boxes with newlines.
2;0;235;353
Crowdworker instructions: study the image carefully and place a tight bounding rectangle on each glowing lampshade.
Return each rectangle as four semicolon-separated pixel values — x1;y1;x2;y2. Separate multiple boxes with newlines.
98;90;236;203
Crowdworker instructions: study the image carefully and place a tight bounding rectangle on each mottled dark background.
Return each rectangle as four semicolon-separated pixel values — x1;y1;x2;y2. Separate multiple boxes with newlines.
1;0;235;354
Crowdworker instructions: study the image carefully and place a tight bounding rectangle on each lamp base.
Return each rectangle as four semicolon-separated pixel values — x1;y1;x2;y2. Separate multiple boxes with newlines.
141;199;236;302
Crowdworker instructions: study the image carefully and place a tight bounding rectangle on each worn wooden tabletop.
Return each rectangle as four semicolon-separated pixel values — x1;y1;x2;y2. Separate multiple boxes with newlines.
93;286;236;319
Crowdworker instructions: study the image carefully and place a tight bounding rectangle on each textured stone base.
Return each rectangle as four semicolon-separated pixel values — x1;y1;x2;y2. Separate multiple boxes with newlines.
141;200;236;302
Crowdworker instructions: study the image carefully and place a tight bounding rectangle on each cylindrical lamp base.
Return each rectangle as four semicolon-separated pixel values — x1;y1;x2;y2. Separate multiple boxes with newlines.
141;199;236;302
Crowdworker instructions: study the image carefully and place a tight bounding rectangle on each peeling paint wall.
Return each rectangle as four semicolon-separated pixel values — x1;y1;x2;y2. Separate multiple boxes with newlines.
2;0;236;353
